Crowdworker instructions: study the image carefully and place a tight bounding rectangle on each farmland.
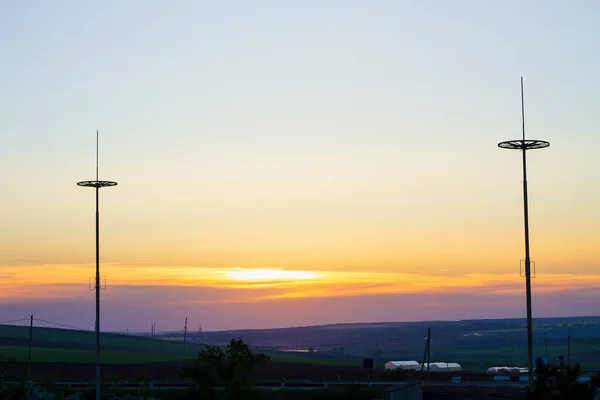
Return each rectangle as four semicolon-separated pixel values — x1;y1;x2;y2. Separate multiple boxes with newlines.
0;323;366;382
2;316;600;383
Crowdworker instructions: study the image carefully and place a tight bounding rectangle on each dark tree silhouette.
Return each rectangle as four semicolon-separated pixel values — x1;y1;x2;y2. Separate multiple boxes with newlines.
0;358;16;388
525;357;597;400
180;338;269;399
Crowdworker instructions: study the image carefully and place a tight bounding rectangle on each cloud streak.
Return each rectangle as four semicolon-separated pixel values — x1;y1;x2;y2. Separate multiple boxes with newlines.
1;285;599;332
2;262;600;301
2;262;600;330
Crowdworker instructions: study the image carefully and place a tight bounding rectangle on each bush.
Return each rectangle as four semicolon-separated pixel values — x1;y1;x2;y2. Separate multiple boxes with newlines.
524;357;598;400
0;381;55;400
180;338;270;399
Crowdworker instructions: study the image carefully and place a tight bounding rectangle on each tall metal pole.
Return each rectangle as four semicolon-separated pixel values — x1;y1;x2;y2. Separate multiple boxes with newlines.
94;131;101;400
78;130;118;400
498;78;550;390
95;185;100;400
420;337;426;372
520;80;535;387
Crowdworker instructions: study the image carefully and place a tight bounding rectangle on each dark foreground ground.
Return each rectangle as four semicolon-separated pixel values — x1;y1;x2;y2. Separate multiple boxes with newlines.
5;360;502;383
7;361;379;382
3;363;535;400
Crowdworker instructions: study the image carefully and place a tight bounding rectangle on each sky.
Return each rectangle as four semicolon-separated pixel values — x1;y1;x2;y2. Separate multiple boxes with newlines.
1;0;599;332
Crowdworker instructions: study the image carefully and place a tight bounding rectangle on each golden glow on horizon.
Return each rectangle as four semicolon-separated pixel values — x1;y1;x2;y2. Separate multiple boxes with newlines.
224;268;327;282
2;263;600;304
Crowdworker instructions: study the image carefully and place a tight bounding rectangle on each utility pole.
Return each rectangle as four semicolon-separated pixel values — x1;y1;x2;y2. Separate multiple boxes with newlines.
77;130;118;400
183;317;188;357
427;328;431;381
27;314;33;381
498;78;550;390
567;336;571;365
420;327;431;380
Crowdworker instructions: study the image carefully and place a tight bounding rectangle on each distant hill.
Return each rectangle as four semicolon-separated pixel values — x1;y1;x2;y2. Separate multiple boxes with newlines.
189;316;600;368
0;323;205;363
2;316;600;369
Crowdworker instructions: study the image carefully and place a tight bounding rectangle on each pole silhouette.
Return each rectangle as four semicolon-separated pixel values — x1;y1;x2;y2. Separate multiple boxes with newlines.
27;314;33;381
498;78;550;389
183;317;188;357
77;131;118;400
567;335;571;365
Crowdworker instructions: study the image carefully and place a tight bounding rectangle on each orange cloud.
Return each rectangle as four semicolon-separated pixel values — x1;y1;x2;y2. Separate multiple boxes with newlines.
2;262;600;304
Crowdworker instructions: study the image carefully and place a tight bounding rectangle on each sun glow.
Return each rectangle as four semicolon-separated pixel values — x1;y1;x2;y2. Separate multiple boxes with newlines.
224;268;327;282
4;262;600;305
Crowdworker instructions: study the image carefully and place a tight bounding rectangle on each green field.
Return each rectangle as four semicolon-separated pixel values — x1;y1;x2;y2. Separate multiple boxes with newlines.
0;346;195;364
2;322;600;369
0;324;350;366
0;324;206;355
0;346;358;366
0;323;205;364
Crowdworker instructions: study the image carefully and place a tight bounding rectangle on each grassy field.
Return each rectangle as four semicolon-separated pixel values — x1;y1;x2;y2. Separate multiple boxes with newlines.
0;345;359;366
0;346;195;364
0;324;355;366
0;324;205;355
2;323;600;369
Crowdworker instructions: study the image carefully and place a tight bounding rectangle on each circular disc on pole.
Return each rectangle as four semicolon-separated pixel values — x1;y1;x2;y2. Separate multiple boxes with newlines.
77;180;118;188
498;140;550;150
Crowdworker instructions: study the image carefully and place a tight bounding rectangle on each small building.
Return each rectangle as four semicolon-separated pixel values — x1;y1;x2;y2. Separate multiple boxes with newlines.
445;362;462;372
418;362;462;372
384;360;420;370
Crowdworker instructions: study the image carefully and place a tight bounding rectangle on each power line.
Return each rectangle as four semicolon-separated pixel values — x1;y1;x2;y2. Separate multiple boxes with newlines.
0;318;31;325
32;318;193;338
33;318;88;331
0;317;190;338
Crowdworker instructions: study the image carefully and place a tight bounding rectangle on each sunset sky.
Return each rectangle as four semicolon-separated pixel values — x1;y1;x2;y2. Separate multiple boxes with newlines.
1;1;599;332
